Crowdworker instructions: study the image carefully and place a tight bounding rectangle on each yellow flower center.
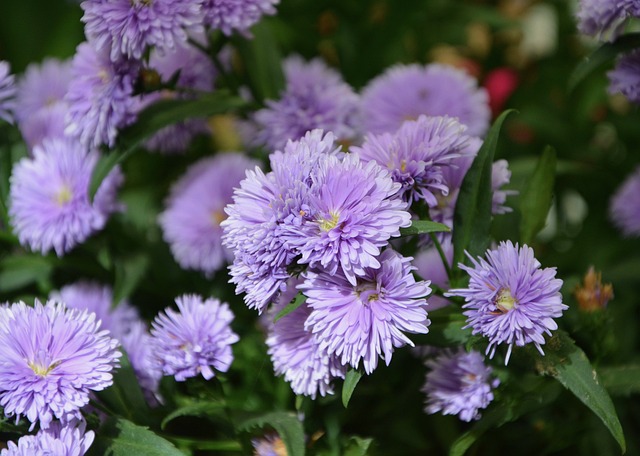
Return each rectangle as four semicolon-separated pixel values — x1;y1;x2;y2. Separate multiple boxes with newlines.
28;360;60;378
318;211;340;232
495;288;517;313
210;210;226;226
55;185;73;206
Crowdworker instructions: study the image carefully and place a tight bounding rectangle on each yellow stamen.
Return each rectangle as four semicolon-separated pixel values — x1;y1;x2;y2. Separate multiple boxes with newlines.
495;288;516;313
318;211;340;232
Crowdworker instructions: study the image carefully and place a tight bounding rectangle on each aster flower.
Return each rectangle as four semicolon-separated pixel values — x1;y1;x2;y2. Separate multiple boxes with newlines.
9;138;123;256
0;300;121;430
361;63;490;137
301;249;431;374
446;241;567;364
159;153;258;276
609;165;640;236
50;281;140;341
0;60;16;124
576;0;628;39
65;41;140;149
266;280;346;398
150;294;239;381
0;422;95;456
121;321;162;404
352;115;471;206
203;0;278;35
81;0;204;62
422;348;499;422
253;55;361;151
252;434;288;456
608;50;640;104
414;240;453;311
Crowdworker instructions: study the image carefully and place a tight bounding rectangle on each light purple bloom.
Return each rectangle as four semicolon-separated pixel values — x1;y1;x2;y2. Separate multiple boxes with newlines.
0;300;121;430
159;153;258;276
81;0;204;62
121;321;162;404
150;294;239;381
422;348;499;422
65;42;140;149
253;55;361;151
361;63;490;138
414;240;453;311
447;241;567;364
353;115;471;207
0;61;16;124
301;249;431;374
576;0;629;39
610;165;640;236
203;0;278;35
9;138;123;256
608;50;640;104
266;280;346;398
0;422;95;456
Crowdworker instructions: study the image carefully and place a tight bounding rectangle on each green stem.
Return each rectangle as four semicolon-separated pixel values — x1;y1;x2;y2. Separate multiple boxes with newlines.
429;232;453;281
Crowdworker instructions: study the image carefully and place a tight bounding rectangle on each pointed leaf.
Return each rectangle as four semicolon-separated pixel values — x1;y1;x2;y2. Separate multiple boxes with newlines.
399;220;451;237
342;368;363;408
274;293;306;323
239;411;305;456
344;436;374;456
519;146;557;245
161;401;226;430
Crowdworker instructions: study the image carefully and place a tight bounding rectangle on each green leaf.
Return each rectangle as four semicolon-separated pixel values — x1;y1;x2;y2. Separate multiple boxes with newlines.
399;220;451;237
87;417;185;456
519;146;557;245
452;110;515;275
274;292;306;323
0;255;55;293
113;253;149;306
534;331;625;453
343;436;374;456
599;364;640;397
161;401;227;430
89;91;246;200
239;411;305;456
342;368;363;408
569;32;640;91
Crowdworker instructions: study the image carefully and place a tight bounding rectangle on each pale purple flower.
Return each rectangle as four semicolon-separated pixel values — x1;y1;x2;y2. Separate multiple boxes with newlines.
203;0;278;35
352;115;471;207
65;42;140;149
422;348;499;422
447;241;567;364
0;422;95;456
301;249;431;374
361;63;490;137
608;50;640;104
252;434;287;456
121;321;162;404
50;281;140;341
253;55;361;151
576;0;629;39
18;103;69;150
266;280;346;398
81;0;204;62
150;294;239;381
0;300;121;430
0;61;16;124
159;153;258;276
610;165;640;236
9;138;123;256
414;240;453;311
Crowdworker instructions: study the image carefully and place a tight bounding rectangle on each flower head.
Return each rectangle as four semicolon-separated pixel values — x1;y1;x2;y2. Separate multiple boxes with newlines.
574;266;614;312
150;294;239;381
422;348;499;422
361;63;490;137
610;166;640;236
159;153;258;276
301;249;430;374
576;0;629;39
253;55;361;151
608;50;640;104
447;241;566;364
252;434;287;456
9;138;123;256
0;422;95;456
203;0;278;36
0;300;121;430
0;60;16;124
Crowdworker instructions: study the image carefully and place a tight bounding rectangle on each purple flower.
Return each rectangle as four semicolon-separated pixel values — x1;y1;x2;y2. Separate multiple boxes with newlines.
253;55;361;151
361;63;490;138
0;300;121;430
0;61;16;124
65;42;140;149
608;50;640;104
353;115;471;206
50;281;140;341
576;0;628;39
9;138;123;256
0;422;95;456
81;0;204;62
447;241;567;364
150;294;239;381
414;240;453;311
609;165;640;236
422;348;499;422
121;321;162;404
266;280;346;398
159;153;258;276
203;0;278;35
252;434;287;456
301;249;430;374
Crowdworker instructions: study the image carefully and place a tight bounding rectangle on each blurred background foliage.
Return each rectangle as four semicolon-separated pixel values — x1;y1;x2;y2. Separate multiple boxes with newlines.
1;0;640;455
